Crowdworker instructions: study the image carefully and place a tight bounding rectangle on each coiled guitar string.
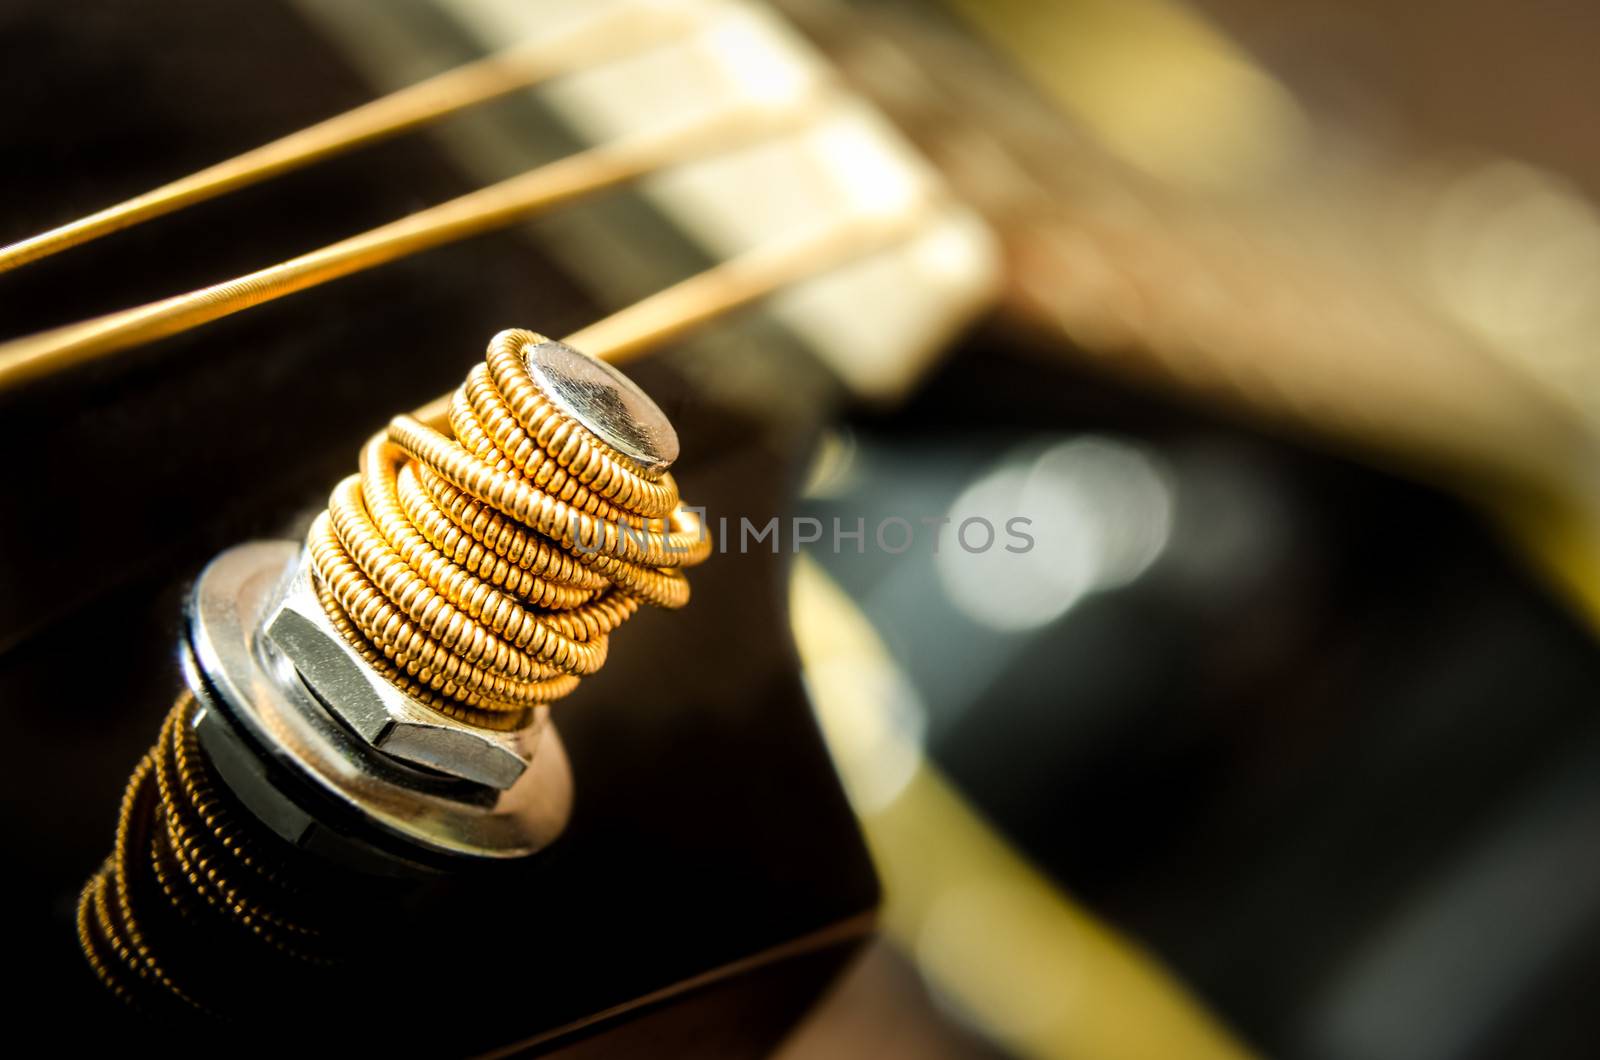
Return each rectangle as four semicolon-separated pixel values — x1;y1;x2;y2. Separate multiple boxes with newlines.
77;330;709;1014
76;691;349;1017
306;327;709;725
67;196;939;1014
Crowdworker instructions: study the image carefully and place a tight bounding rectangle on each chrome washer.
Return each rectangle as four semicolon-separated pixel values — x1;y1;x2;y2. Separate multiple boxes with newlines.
184;541;573;862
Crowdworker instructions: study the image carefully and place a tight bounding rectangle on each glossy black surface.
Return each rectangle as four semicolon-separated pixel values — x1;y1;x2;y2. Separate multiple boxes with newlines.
1;1;875;1051
806;332;1600;1060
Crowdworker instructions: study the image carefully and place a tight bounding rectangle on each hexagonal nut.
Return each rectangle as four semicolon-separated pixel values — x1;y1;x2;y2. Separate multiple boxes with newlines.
263;557;538;790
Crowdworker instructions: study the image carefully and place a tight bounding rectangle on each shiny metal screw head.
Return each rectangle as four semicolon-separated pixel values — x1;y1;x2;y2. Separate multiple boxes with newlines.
524;337;679;473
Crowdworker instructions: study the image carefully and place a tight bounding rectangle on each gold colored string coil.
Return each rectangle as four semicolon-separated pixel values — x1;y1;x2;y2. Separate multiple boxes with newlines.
63;92;938;1010
307;328;709;724
74;331;709;1016
65;186;941;1013
76;692;349;1016
68;203;940;1015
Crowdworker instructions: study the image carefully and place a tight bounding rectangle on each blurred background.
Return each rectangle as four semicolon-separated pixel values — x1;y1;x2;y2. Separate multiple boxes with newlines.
7;1;1600;1057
